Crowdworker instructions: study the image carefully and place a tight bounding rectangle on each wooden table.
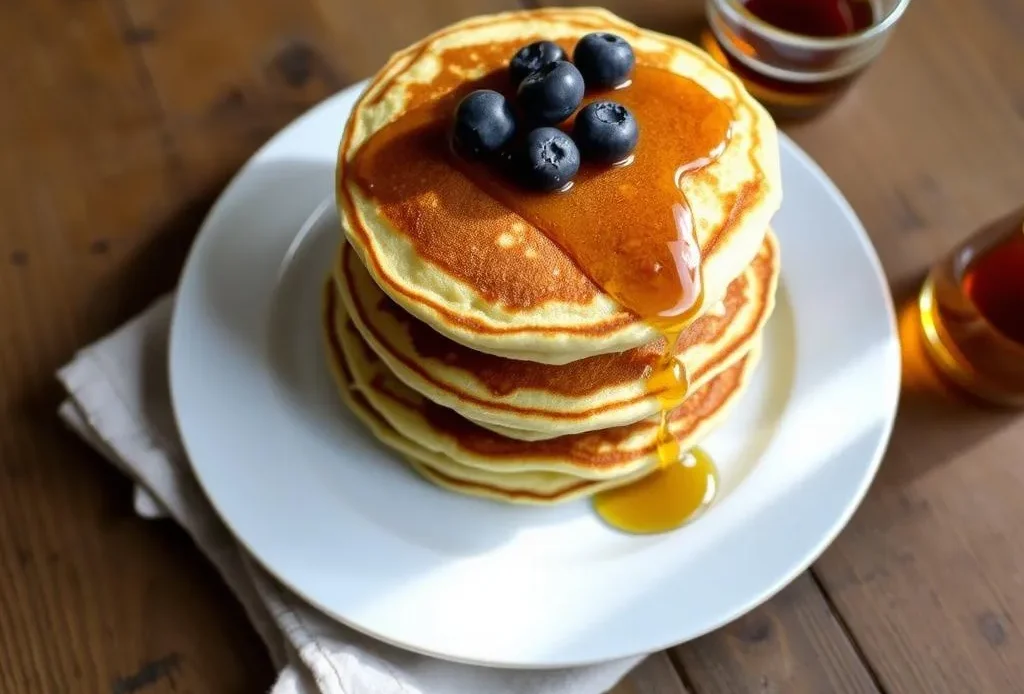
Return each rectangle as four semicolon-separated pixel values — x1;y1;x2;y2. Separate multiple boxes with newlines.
1;0;1022;691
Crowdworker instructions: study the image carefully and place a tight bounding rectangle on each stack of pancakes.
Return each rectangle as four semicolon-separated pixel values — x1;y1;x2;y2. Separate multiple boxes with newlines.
325;8;782;504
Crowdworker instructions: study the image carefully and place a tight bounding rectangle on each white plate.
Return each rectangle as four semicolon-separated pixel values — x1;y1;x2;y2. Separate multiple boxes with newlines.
169;81;900;668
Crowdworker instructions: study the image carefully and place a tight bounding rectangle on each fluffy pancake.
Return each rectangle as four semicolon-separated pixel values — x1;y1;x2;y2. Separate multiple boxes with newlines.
326;286;762;483
337;7;781;363
322;282;653;502
334;232;779;439
324;315;635;503
402;458;647;506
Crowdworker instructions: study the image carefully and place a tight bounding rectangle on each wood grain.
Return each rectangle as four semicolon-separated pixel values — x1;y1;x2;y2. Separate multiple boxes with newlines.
784;0;1024;691
0;0;272;690
3;0;1024;692
610;653;690;694
0;0;515;691
673;574;881;694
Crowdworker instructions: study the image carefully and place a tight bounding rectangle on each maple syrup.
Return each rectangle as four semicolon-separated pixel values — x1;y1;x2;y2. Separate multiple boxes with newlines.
919;209;1024;406
743;0;875;38
963;233;1024;346
593;447;718;534
349;40;737;533
591;328;720;534
703;0;905;118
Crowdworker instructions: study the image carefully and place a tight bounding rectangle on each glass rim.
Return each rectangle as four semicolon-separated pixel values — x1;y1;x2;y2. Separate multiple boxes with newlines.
715;0;914;49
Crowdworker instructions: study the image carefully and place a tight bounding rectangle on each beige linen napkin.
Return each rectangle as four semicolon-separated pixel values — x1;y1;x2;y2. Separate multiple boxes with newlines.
57;294;641;694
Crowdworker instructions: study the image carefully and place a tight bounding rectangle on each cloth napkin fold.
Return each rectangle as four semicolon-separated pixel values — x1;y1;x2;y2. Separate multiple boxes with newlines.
57;294;640;694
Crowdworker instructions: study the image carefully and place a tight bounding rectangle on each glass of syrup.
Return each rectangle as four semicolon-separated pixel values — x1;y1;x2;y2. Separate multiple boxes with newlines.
702;0;913;118
918;206;1024;407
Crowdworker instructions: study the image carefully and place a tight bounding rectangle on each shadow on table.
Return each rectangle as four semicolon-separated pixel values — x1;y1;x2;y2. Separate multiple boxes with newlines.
85;180;231;339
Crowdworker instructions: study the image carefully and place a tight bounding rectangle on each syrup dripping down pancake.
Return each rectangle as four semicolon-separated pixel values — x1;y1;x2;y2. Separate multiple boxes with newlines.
324;286;762;486
334;233;779;439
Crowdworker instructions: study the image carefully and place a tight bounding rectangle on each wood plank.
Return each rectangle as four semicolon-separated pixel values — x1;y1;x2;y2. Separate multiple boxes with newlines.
0;0;275;689
785;0;1024;284
530;0;709;43
118;0;523;197
786;0;1024;691
672;573;881;694
608;653;691;694
0;0;525;691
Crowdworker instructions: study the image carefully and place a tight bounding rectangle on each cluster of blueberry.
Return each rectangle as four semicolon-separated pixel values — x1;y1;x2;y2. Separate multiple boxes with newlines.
452;33;640;192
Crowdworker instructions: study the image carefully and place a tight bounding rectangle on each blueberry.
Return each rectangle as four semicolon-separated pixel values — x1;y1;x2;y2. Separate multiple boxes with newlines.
522;127;580;192
573;33;635;89
573;101;639;163
509;40;568;85
451;90;517;157
516;61;585;126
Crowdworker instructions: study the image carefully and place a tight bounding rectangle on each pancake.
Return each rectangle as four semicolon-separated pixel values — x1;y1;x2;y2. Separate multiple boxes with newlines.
337;7;782;363
322;281;653;502
403;458;648;506
323;308;638;503
326;286;762;482
334;231;779;439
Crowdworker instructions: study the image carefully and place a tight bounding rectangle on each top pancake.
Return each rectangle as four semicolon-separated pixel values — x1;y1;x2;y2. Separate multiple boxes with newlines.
337;7;781;363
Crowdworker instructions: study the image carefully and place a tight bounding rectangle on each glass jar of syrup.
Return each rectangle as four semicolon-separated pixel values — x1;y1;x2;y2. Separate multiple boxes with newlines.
918;206;1024;406
702;0;913;118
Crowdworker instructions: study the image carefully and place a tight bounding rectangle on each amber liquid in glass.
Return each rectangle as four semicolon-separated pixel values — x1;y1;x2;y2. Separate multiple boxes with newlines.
919;211;1024;406
744;0;874;37
702;0;876;117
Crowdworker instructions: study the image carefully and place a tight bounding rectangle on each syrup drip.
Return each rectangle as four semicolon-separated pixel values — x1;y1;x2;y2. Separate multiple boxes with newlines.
593;447;718;534
650;332;692;466
592;271;719;534
349;43;734;534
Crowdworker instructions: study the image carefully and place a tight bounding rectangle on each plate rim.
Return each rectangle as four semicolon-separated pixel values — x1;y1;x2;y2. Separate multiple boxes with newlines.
169;79;901;668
